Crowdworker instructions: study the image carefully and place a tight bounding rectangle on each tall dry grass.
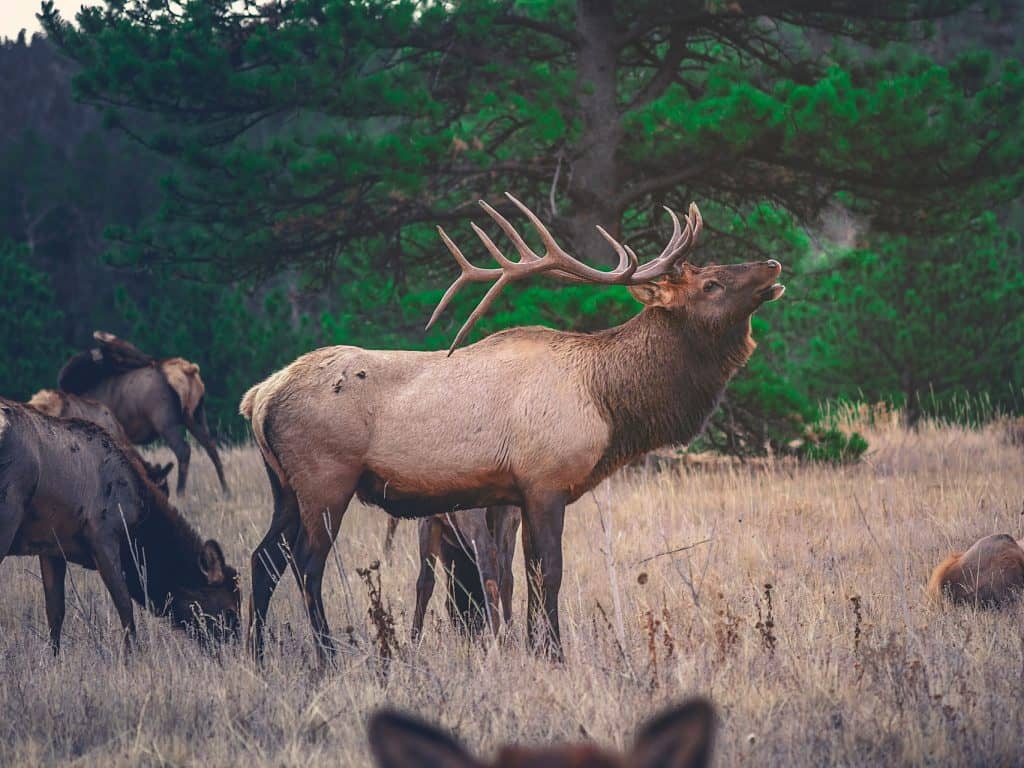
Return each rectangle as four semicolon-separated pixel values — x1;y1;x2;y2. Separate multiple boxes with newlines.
0;418;1021;766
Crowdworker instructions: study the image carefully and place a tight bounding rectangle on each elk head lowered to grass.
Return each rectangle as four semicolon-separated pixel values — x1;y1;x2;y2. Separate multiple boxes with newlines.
368;697;716;768
241;194;784;663
0;398;240;652
412;506;521;640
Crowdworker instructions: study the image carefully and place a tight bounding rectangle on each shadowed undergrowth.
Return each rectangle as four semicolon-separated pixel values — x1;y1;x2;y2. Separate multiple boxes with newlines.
0;420;1021;766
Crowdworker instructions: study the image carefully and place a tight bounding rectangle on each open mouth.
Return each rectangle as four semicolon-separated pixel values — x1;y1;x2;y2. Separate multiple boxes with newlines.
757;283;786;303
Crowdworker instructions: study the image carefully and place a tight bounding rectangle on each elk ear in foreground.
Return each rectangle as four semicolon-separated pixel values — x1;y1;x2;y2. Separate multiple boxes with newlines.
368;697;715;768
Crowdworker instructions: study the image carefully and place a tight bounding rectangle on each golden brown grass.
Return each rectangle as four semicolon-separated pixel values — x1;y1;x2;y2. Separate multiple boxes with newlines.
1;419;1022;766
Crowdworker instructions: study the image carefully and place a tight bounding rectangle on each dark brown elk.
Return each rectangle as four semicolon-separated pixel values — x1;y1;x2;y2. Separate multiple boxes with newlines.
412;506;520;639
369;697;715;768
0;398;241;651
58;331;229;496
928;534;1024;606
28;388;174;496
242;194;784;663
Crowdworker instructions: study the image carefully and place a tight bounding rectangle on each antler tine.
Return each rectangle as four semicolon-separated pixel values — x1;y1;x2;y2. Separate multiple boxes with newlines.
426;226;501;331
479;199;540;263
504;193;638;283
446;275;511;355
688;202;703;245
596;226;639;274
628;204;701;283
431;194;701;351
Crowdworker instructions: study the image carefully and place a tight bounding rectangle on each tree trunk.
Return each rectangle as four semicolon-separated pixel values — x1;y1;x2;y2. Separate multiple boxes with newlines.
567;0;623;266
902;371;921;430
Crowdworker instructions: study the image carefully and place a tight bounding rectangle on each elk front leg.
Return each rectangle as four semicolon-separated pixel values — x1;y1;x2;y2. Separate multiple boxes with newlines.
521;492;566;661
90;533;136;652
40;556;67;653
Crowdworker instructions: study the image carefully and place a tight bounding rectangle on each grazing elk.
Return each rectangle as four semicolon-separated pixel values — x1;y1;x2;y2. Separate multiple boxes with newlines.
58;331;229;495
28;388;174;495
0;398;241;651
928;533;1024;606
369;697;715;768
242;194;784;663
412;506;520;639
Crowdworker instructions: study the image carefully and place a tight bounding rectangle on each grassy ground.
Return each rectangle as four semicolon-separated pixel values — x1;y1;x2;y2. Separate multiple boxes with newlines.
0;418;1022;766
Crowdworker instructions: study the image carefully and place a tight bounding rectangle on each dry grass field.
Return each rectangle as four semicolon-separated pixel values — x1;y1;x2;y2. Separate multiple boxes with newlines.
1;416;1022;766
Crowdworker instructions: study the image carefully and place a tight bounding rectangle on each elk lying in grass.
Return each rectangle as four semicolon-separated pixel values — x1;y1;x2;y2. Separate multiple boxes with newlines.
58;331;229;496
242;194;784;663
412;506;520;639
0;398;240;651
928;534;1024;606
369;697;715;768
28;388;174;495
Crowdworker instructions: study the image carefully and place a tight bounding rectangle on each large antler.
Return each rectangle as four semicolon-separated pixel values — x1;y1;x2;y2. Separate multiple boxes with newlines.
427;193;703;353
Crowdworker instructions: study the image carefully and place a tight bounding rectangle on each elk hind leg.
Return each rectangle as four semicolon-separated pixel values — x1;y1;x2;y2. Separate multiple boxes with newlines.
248;460;301;662
186;400;230;495
160;423;191;496
291;480;356;667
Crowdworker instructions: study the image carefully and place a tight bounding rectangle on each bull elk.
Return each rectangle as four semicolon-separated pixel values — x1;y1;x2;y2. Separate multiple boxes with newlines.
0;398;241;651
58;331;229;496
242;194;784;663
369;697;715;768
928;533;1024;606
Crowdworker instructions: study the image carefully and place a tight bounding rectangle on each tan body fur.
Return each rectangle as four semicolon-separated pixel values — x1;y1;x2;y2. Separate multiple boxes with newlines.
928;534;1024;606
243;330;612;514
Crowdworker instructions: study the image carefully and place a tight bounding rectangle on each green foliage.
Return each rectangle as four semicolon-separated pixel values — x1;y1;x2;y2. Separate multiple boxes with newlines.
112;278;317;438
0;242;72;400
6;1;1019;453
794;214;1024;424
799;427;870;465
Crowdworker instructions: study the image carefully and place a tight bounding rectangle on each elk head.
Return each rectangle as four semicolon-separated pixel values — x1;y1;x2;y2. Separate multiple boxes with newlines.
170;540;242;643
428;193;784;351
369;697;715;768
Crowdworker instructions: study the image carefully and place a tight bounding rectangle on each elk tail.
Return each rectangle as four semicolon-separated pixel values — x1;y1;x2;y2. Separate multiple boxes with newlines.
160;358;205;421
240;379;288;486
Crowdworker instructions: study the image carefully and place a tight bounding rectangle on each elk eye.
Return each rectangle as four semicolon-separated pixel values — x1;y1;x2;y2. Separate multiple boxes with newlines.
703;281;722;293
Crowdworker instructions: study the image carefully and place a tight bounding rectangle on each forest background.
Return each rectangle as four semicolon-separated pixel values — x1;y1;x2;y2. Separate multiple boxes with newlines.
2;0;1022;452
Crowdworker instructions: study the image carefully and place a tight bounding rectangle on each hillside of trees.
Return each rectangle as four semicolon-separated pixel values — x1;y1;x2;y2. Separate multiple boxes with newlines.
2;1;1022;445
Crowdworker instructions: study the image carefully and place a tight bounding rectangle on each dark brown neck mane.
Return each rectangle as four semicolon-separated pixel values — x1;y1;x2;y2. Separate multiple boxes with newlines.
121;469;208;614
573;307;755;484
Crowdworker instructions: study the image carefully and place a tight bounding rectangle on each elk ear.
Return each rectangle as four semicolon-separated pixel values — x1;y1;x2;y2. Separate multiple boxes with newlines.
151;462;173;483
628;279;674;308
199;540;227;585
630;698;716;768
368;710;482;768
